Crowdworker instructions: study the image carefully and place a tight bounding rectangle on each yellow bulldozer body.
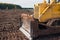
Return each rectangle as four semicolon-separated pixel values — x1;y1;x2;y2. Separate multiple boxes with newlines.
34;0;60;22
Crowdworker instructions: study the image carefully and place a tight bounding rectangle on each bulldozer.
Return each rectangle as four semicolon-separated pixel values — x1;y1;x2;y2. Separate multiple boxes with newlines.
31;0;60;40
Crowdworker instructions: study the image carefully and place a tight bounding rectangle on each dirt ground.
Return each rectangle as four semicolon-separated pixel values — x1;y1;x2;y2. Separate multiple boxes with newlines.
0;9;33;40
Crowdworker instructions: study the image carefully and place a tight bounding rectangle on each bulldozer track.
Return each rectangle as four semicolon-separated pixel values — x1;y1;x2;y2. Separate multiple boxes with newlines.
31;19;60;40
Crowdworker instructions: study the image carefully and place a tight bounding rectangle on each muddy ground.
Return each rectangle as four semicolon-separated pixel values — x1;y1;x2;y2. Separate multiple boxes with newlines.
0;9;33;40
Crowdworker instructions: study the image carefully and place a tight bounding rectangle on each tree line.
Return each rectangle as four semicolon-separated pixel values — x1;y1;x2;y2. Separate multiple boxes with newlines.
0;3;22;9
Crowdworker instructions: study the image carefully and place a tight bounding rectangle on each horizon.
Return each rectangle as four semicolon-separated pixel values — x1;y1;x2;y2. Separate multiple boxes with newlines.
0;0;44;8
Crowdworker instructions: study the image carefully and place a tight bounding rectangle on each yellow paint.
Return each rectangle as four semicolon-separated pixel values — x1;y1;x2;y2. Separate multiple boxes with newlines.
34;0;60;22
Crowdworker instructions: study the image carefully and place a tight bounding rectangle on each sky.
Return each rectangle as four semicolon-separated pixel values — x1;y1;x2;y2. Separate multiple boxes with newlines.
0;0;44;8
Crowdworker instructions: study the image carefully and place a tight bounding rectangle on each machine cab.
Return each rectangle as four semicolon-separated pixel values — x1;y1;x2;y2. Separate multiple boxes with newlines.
47;0;60;3
57;0;60;2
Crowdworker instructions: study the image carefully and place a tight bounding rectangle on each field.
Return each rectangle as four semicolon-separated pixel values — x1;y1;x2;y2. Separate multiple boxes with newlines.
0;9;33;40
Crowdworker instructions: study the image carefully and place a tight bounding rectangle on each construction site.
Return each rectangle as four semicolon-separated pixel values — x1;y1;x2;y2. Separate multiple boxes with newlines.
0;0;60;40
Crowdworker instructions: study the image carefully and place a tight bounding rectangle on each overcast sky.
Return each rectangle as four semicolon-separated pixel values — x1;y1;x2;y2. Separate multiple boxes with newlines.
0;0;44;8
